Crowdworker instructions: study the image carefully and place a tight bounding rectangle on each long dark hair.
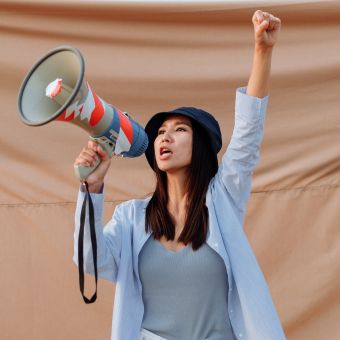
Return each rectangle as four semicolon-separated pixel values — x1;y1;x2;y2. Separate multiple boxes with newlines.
145;119;218;251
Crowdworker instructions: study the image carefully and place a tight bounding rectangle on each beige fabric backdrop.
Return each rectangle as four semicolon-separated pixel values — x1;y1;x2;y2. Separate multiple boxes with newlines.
1;1;339;339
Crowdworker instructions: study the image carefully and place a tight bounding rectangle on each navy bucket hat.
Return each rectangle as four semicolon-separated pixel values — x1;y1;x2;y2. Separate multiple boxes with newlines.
144;107;222;169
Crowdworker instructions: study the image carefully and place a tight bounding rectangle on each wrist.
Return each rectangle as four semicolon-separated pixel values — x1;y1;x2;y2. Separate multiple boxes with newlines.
255;44;273;54
81;181;104;193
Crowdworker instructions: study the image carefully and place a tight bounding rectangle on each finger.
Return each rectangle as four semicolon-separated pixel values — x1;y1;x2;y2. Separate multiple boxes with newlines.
269;17;281;32
88;140;99;151
266;12;280;21
253;10;263;24
83;147;98;159
256;19;269;33
76;148;99;165
96;144;110;161
74;156;92;167
262;11;271;19
76;153;97;166
273;16;282;26
267;14;277;30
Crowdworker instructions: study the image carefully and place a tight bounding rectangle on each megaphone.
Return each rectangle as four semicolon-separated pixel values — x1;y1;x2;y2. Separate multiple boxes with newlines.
17;45;148;181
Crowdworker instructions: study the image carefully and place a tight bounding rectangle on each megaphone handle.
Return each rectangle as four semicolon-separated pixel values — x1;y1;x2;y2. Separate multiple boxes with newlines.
74;158;101;182
74;138;114;182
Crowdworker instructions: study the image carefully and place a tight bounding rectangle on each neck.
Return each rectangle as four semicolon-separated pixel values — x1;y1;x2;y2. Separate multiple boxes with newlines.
166;169;189;220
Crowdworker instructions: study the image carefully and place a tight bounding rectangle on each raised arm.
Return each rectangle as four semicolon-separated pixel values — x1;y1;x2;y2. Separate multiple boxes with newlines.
247;10;281;98
216;10;281;222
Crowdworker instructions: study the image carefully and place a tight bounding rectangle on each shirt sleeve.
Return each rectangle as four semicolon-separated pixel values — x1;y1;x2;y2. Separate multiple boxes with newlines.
73;190;123;283
216;86;269;222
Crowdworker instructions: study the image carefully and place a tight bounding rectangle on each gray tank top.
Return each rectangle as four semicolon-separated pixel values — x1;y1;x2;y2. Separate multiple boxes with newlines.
138;236;235;340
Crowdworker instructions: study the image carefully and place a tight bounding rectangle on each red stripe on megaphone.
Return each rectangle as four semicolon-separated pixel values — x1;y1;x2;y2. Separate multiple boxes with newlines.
117;109;133;143
89;88;105;127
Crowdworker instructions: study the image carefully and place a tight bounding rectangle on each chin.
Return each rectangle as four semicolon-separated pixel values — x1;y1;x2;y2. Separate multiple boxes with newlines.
156;162;189;174
156;164;172;172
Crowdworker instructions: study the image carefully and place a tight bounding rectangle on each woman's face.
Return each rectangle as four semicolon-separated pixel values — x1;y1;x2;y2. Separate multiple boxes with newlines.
154;114;193;173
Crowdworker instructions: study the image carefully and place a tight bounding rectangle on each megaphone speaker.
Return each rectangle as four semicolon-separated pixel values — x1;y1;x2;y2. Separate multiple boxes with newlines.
18;45;148;181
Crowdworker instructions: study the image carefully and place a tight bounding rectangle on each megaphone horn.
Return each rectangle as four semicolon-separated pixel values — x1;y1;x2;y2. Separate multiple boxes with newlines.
17;45;148;181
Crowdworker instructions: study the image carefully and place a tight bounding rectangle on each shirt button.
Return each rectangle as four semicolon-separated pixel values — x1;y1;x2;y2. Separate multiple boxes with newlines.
230;309;233;313
239;333;243;338
214;242;218;248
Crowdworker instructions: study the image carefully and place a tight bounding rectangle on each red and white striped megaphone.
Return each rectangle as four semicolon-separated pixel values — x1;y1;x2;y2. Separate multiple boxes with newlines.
17;45;148;181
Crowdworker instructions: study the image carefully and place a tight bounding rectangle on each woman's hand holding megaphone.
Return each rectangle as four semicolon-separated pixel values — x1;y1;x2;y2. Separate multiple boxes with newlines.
74;140;111;192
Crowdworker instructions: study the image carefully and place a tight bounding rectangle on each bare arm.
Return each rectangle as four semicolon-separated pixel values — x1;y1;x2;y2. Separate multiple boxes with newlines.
247;10;281;98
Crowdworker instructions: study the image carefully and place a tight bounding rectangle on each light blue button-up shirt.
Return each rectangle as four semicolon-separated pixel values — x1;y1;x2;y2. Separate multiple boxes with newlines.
73;87;287;340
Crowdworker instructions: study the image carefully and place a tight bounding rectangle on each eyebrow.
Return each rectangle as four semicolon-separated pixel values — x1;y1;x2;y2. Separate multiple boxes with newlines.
159;120;192;129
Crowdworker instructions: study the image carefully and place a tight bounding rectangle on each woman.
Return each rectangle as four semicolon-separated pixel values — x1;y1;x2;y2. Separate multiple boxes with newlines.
73;10;285;340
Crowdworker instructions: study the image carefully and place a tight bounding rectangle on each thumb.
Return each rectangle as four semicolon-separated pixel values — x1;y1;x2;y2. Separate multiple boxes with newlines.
256;19;269;34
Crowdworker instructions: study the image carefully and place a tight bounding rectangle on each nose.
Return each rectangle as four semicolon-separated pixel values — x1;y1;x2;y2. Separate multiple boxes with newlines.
160;130;172;143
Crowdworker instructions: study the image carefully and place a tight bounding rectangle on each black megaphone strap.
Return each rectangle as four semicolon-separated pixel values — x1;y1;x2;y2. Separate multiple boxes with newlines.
78;181;98;304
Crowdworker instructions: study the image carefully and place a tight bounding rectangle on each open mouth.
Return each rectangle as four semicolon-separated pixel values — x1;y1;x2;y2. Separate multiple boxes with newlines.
160;147;172;156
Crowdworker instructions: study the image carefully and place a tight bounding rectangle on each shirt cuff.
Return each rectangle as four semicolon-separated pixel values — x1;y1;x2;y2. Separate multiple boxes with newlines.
79;183;104;193
235;86;269;122
76;189;104;220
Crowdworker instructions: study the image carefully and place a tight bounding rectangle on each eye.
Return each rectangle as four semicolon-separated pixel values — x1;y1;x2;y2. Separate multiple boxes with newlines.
157;129;165;135
176;127;186;132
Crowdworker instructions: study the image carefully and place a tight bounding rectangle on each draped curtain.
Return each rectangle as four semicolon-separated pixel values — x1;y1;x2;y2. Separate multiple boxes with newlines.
1;1;339;339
